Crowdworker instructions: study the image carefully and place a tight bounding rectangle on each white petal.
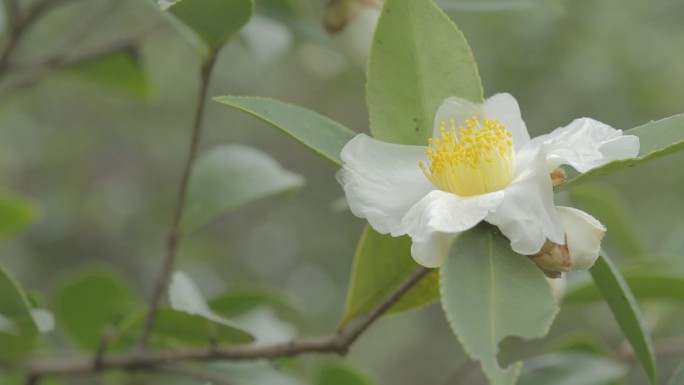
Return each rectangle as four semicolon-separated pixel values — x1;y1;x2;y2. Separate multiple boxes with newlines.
556;206;606;271
535;118;640;173
433;96;479;137
486;147;564;255
482;93;530;151
411;231;458;268
337;134;434;236
402;190;503;267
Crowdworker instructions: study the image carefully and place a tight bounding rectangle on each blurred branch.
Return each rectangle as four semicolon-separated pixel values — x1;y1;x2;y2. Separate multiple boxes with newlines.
0;22;163;100
0;0;59;75
26;267;432;382
136;52;220;350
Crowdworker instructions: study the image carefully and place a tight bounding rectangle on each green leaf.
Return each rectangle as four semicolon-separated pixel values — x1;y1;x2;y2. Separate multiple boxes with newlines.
64;48;148;97
519;352;626;385
167;0;254;52
589;254;657;384
213;96;356;166
556;114;684;191
182;145;304;231
0;190;39;239
668;361;684;385
566;273;684;303
440;225;558;385
339;226;439;328
0;263;38;358
208;287;296;318
567;184;644;257
167;271;254;344
315;362;375;385
366;0;482;145
54;267;137;349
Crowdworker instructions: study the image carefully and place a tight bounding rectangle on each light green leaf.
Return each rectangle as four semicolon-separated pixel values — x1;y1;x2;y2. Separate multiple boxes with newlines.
208;286;296;318
30;308;55;334
167;0;254;52
556;114;684;191
440;225;558;385
182;145;304;231
519;352;626;385
668;361;684;385
366;0;482;145
168;271;254;342
0;189;39;239
315;362;375;385
213;96;356;166
568;184;644;257
589;254;657;384
565;273;684;304
339;226;439;328
55;267;137;349
0;263;38;358
64;49;148;97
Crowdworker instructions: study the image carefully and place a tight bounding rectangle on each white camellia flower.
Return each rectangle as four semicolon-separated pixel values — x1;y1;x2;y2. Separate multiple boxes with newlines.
337;93;639;268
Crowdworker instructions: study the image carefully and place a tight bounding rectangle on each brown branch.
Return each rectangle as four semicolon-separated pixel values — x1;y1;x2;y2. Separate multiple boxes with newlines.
137;53;220;350
26;267;432;382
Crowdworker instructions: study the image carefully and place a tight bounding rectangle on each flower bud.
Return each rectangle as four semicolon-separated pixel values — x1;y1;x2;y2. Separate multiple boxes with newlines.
530;206;606;277
323;0;381;67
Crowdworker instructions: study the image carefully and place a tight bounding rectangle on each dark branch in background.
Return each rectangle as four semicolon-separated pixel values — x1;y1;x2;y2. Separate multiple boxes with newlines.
26;267;432;382
137;53;220;350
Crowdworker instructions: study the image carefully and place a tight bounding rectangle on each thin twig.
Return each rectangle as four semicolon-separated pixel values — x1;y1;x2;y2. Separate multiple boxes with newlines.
26;267;432;380
137;53;220;350
159;365;236;385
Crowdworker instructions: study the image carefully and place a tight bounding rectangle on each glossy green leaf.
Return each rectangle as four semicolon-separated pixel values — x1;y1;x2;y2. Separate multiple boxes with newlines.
440;225;558;385
55;267;137;349
167;0;254;52
214;96;356;166
208;287;296;318
568;184;644;257
0;190;39;239
566;273;684;304
668;361;684;385
519;352;626;385
64;49;148;97
589;254;657;384
0;263;38;358
182;145;304;231
556;114;684;191
315;363;375;385
339;226;439;328
366;0;482;145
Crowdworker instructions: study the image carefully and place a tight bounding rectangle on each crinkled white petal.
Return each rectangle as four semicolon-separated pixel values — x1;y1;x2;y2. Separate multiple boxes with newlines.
556;206;606;271
433;93;530;151
482;93;530;151
337;134;434;236
486;146;564;255
534;117;640;173
402;190;504;267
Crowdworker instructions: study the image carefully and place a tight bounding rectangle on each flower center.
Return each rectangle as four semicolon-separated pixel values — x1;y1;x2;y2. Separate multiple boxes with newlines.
419;116;515;197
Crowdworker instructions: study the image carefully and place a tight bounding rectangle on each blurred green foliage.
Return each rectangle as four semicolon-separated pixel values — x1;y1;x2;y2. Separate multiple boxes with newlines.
1;0;684;384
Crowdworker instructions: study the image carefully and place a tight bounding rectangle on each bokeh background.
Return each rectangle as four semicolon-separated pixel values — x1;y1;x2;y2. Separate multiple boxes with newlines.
1;0;684;383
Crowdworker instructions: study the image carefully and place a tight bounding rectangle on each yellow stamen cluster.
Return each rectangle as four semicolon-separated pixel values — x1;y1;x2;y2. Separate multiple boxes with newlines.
419;116;515;197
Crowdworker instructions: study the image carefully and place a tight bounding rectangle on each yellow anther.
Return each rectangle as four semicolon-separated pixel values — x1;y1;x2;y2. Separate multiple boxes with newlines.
419;117;515;196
